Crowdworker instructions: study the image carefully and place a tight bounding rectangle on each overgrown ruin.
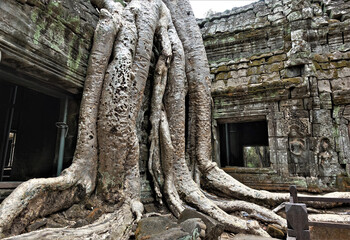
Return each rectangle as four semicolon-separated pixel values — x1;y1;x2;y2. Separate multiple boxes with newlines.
200;0;350;192
0;0;350;239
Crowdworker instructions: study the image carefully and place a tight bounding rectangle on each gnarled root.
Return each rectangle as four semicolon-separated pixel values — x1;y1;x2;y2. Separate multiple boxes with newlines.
4;203;134;240
205;192;286;228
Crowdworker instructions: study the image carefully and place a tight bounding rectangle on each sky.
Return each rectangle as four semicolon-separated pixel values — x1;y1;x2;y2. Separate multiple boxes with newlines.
189;0;258;18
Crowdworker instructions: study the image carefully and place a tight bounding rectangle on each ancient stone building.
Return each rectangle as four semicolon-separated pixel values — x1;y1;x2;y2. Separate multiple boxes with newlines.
200;0;350;191
0;0;98;199
1;0;350;202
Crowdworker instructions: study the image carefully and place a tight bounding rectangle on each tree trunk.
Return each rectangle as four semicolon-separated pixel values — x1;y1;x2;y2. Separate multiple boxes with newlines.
0;0;349;239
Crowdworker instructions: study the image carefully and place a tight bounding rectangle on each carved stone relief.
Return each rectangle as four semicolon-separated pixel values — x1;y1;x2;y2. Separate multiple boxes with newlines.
288;125;310;177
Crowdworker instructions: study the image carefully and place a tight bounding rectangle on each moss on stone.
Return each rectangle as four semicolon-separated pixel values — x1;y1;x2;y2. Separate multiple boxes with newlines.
313;54;329;63
216;65;230;72
250;52;273;61
267;54;287;64
215;72;227;81
282;77;302;85
313;61;321;70
247;67;256;76
249;58;265;67
268;62;284;72
331;61;350;68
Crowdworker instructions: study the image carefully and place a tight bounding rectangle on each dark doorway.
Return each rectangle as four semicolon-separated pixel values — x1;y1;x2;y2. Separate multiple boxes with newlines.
0;80;60;181
219;121;269;167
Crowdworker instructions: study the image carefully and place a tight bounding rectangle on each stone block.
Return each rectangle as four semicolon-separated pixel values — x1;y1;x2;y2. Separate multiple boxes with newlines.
291;110;309;119
276;150;289;175
179;218;206;238
267;54;287;64
260;72;280;82
303;98;313;110
247;67;258;76
268;12;285;22
277;137;289;150
311;16;328;28
328;52;350;61
343;105;350;119
291;85;310;99
309;137;319;151
312;97;321;109
269;150;278;166
302;7;313;19
237;62;249;69
312;123;334;138
280;99;304;111
287;11;303;22
284;66;303;78
227;77;248;88
283;5;292;16
237;69;247;77
333;90;350;105
318;80;331;93
313;4;323;16
267;111;285;121
330;61;349;69
267;224;285;239
338;67;350;78
267;62;284;73
312;110;332;124
136;216;186;240
312;54;329;63
212;80;226;92
178;209;224;240
316;69;337;80
276;119;290;137
319;93;333;109
249;58;265;67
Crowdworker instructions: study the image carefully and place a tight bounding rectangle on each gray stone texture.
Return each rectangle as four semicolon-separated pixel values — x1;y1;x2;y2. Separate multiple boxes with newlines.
0;0;98;94
203;0;350;191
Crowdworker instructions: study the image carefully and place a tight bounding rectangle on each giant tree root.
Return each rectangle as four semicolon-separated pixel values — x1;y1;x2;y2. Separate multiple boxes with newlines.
1;0;350;239
4;204;134;240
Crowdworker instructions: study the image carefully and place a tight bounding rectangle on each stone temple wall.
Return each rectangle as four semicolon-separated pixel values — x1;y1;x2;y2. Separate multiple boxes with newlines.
199;0;350;191
0;0;98;201
0;0;98;94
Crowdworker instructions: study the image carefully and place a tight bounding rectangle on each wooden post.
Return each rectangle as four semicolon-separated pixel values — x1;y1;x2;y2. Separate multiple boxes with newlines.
290;185;298;203
286;185;310;240
286;203;310;240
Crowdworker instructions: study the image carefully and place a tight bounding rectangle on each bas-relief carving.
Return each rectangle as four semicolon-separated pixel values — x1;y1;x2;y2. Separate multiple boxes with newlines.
316;137;343;177
288;125;311;177
317;138;333;176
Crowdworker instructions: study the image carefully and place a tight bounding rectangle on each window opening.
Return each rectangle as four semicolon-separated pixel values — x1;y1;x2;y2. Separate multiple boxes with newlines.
219;121;269;168
0;80;61;181
243;146;270;168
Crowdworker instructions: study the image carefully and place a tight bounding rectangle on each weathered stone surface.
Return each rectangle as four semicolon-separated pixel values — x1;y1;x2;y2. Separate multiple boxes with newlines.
178;209;224;240
135;215;206;240
135;216;182;240
202;0;350;191
267;224;285;239
0;0;98;94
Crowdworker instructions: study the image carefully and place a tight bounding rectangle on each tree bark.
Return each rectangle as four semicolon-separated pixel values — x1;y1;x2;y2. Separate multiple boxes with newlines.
0;0;349;239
